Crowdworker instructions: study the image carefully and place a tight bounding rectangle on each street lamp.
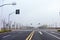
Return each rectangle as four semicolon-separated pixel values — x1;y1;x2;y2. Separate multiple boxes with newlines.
11;3;16;5
0;2;16;30
0;3;16;7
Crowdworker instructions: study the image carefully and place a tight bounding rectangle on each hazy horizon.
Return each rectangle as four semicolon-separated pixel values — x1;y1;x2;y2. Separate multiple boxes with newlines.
0;0;60;27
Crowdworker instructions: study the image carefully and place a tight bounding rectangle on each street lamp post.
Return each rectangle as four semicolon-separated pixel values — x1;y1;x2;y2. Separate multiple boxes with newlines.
0;3;16;30
0;3;16;7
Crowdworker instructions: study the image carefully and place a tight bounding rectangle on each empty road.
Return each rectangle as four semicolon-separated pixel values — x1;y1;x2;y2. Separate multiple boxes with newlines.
0;30;60;40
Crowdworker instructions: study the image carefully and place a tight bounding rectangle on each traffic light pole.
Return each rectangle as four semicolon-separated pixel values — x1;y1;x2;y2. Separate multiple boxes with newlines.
8;9;20;30
8;12;14;30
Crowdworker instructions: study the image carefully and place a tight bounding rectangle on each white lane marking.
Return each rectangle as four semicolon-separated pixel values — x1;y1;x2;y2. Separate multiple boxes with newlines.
39;31;43;35
45;32;60;40
2;35;11;38
51;32;60;35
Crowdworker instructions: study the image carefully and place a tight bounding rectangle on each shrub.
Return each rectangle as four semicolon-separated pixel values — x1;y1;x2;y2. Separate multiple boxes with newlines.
0;30;11;33
57;30;60;32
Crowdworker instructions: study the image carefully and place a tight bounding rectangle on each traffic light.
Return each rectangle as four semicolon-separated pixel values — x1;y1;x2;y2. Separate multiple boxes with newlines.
16;9;20;14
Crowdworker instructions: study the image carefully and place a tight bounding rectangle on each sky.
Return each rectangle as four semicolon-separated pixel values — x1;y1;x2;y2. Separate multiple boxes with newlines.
0;0;60;27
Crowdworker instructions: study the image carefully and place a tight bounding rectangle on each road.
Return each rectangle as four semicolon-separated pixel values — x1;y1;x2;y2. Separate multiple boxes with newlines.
0;30;60;40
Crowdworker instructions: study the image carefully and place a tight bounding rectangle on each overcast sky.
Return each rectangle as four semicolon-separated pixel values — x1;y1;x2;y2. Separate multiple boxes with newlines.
0;0;60;27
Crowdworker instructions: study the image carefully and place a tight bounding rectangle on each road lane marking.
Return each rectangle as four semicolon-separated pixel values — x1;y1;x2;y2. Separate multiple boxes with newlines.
26;31;35;40
51;32;60;35
2;35;11;38
45;32;60;40
39;31;43;35
26;31;33;40
29;31;34;40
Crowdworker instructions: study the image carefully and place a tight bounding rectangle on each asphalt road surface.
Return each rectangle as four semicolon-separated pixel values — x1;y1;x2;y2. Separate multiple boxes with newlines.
0;31;60;40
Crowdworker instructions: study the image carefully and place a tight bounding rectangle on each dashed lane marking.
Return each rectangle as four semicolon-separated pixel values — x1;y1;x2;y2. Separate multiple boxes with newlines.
2;35;11;38
39;31;43;35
